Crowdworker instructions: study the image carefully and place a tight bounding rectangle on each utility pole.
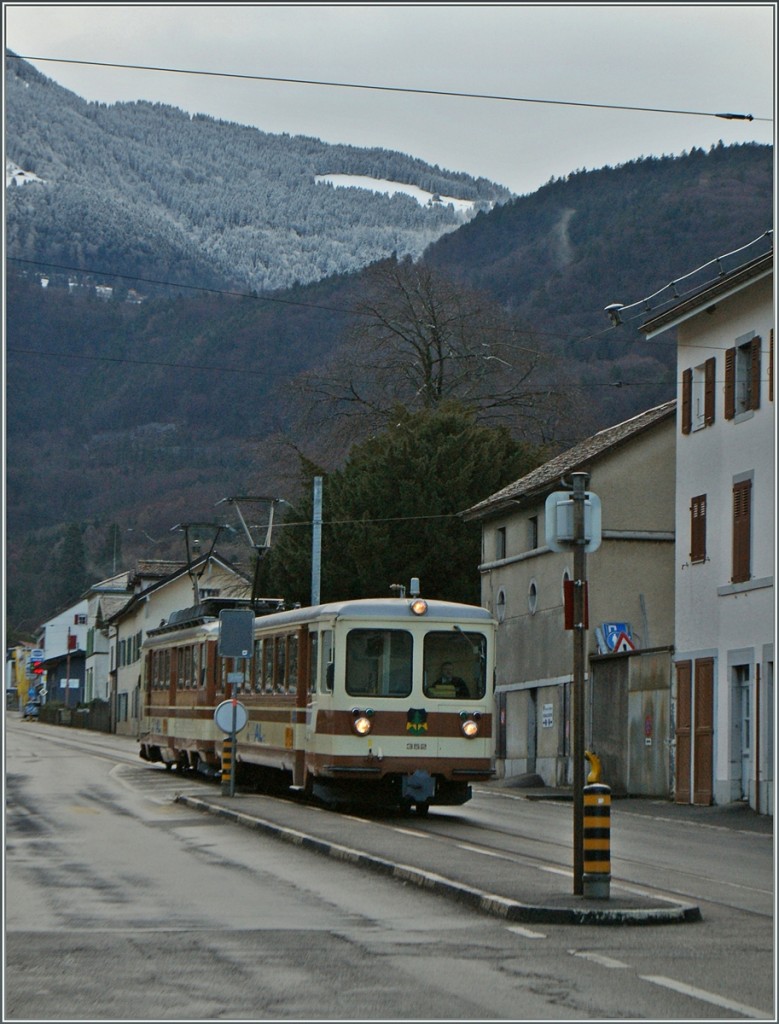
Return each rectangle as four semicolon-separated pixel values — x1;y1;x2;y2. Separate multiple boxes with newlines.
311;477;323;606
571;471;589;896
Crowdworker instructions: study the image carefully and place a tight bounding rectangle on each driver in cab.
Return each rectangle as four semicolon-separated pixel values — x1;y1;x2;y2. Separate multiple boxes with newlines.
428;662;469;698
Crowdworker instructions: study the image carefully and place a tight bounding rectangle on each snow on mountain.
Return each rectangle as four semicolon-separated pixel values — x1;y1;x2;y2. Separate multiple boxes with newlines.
6;159;46;187
315;173;480;214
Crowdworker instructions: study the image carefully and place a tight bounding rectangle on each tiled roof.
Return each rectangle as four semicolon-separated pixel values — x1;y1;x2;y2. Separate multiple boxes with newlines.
462;399;676;520
128;560;187;587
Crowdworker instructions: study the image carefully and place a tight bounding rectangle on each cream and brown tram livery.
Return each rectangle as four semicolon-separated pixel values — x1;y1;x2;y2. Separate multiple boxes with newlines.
139;583;496;812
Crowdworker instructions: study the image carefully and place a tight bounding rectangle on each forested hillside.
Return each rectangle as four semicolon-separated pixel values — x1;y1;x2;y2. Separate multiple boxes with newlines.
5;52;510;295
4;46;774;637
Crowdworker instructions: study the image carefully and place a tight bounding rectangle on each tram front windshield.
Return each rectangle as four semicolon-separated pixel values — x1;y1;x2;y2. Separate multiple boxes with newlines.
344;628;487;700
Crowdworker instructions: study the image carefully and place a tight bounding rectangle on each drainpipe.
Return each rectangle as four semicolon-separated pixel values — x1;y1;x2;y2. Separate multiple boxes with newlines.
755;663;761;815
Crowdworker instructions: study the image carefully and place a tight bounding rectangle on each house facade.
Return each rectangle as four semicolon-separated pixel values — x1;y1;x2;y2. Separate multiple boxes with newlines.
35;600;89;707
84;571;130;702
107;554;251;737
463;401;677;791
639;245;774;814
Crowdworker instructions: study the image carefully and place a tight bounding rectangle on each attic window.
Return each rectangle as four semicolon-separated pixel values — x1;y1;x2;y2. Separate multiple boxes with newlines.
199;588;220;599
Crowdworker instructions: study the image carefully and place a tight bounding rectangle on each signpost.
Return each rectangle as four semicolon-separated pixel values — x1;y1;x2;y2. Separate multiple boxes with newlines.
216;609;254;796
545;472;601;896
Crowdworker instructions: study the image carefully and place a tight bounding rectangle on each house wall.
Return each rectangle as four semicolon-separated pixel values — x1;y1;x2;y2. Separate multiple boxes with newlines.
673;275;774;813
481;416;676;786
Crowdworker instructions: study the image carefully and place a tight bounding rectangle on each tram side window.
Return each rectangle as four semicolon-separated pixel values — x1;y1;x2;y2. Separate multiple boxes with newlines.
287;635;298;694
423;631;487;699
321;630;334;692
308;633;319;693
275;637;286;692
345;629;412;697
254;638;263;693
263;639;274;693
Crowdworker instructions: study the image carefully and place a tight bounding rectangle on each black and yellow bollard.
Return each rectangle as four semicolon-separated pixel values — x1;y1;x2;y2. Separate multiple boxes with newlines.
221;738;233;796
583;750;611;899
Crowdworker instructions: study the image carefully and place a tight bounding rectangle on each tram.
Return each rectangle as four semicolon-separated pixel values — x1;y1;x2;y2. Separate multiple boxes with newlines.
139;581;496;813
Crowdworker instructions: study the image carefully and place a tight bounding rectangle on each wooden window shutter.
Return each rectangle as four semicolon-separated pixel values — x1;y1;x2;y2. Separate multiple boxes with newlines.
690;494;707;563
681;368;692;434
704;357;716;425
749;336;761;410
732;480;752;584
724;347;736;420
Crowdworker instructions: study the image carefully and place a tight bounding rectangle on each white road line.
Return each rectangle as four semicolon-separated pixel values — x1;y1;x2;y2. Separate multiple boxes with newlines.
456;842;512;859
641;975;774;1019
570;950;629;969
507;925;547;939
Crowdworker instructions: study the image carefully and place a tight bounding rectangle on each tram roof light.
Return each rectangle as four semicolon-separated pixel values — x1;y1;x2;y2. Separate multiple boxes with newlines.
410;598;428;616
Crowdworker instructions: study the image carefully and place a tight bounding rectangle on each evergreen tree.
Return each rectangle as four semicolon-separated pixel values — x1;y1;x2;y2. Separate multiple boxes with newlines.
260;403;541;606
52;523;89;608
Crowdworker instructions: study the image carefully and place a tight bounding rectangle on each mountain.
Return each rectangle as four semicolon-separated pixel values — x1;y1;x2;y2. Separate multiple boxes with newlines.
4;52;512;296
4;53;774;637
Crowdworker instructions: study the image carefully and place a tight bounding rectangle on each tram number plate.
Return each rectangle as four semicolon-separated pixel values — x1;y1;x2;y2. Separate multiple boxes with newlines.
406;742;427;750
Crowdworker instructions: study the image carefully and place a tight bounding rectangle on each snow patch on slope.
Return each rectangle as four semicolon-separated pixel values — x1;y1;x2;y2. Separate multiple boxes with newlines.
316;173;478;214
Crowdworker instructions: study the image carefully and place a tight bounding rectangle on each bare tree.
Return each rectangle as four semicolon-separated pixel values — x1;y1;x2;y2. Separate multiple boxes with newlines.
289;257;573;460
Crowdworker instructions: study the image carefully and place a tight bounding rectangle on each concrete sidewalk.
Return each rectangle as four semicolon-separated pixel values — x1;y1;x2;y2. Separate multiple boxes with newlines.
175;786;705;927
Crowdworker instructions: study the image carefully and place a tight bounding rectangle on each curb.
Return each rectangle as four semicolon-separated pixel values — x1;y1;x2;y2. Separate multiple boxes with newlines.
175;794;702;926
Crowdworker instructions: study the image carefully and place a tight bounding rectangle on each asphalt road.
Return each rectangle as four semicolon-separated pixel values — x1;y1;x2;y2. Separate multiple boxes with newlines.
4;718;775;1021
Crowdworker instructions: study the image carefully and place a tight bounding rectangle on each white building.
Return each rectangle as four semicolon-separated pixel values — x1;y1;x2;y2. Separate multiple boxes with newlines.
638;238;774;813
36;599;89;705
84;571;131;702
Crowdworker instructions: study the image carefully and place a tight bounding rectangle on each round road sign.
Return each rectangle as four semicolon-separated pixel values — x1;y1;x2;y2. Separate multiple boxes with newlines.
214;699;248;734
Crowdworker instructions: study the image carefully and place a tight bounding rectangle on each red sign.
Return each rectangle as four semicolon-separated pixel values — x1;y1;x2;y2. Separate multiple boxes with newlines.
563;580;589;630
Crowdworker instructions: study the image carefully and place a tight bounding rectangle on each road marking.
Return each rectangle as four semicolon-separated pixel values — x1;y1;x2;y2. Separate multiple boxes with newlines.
507;925;546;939
641;975;773;1019
456;842;511;859
570;950;629;969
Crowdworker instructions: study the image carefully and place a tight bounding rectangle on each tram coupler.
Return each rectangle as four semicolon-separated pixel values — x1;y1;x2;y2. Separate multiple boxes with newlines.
583;750;611;899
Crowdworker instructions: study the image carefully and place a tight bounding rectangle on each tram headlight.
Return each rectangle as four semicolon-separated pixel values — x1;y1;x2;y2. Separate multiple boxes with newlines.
351;708;374;735
460;710;481;738
409;598;428;616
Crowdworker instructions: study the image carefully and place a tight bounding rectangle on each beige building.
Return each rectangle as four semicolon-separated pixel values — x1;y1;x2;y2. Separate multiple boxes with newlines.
463;400;676;792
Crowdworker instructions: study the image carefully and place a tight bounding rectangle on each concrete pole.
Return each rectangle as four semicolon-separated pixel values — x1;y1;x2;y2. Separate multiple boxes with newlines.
311;476;323;606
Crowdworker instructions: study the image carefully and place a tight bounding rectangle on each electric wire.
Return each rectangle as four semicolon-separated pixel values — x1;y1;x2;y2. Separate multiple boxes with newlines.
7;53;769;122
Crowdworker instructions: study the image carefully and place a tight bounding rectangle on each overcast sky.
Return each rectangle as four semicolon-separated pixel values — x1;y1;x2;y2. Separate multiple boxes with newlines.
4;3;775;196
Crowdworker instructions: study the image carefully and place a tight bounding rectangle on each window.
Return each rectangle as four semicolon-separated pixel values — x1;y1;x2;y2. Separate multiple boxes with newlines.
495;588;507;624
690;494;707;563
308;632;319;693
423;631;487;700
681;358;716;433
74;613;87;625
732;479;752;583
496;526;506;561
346;629;412;697
321;630;334;692
528;579;539;614
725;335;761;419
528;515;539;550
